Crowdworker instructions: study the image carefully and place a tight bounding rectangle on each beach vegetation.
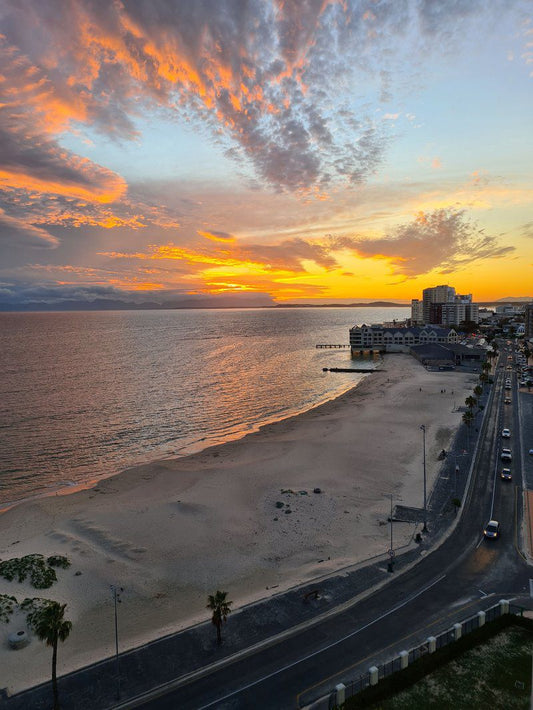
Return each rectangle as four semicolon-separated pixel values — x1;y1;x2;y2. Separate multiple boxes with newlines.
47;555;71;569
0;594;17;623
21;598;72;710
0;553;70;589
207;590;233;645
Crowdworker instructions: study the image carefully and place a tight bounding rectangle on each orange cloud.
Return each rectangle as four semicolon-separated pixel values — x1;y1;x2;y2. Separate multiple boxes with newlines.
197;230;236;243
0;163;126;204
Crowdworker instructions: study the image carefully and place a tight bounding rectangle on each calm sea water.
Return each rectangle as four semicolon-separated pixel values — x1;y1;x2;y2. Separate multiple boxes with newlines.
0;307;408;506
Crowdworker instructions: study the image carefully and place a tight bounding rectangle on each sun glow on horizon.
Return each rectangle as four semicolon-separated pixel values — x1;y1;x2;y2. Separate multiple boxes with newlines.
0;2;531;308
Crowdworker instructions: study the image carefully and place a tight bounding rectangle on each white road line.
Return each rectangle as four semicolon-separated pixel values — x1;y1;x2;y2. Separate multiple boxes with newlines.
197;574;447;710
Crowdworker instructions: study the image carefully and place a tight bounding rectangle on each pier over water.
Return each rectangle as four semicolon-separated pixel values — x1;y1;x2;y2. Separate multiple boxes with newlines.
315;344;350;349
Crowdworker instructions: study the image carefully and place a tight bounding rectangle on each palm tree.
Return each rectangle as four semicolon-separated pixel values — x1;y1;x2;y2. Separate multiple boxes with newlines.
462;410;474;426
207;590;232;645
465;395;477;412
462;409;474;449
473;385;483;399
24;600;72;709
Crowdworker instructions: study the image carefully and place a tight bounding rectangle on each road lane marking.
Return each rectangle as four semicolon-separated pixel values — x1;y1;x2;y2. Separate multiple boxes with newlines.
196;574;446;710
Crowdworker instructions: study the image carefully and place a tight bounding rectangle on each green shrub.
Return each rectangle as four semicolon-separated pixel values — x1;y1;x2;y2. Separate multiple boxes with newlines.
46;555;71;569
0;553;68;589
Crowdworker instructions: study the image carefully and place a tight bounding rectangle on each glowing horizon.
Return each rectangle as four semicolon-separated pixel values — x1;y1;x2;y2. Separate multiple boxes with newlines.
0;1;531;308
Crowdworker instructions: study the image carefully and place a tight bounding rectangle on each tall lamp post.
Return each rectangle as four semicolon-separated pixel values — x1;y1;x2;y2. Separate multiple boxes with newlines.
388;493;394;573
111;585;123;700
420;424;428;532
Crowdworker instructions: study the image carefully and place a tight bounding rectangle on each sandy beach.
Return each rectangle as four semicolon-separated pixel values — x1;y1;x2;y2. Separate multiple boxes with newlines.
0;353;478;693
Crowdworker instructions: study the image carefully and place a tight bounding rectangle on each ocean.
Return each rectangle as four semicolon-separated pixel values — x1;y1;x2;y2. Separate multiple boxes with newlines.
0;307;409;507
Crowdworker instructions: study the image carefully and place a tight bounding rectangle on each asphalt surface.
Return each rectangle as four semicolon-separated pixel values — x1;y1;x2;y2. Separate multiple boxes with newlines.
2;346;532;710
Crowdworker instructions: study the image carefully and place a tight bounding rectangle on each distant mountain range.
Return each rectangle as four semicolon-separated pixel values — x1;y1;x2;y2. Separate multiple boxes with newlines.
494;297;533;302
275;301;407;308
2;294;530;312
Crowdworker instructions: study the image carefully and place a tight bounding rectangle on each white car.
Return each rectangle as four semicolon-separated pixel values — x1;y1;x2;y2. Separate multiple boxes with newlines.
501;448;512;462
502;428;511;438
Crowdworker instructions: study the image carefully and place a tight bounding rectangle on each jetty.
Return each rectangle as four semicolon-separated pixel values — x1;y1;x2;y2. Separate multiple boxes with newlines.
315;344;350;349
324;367;385;373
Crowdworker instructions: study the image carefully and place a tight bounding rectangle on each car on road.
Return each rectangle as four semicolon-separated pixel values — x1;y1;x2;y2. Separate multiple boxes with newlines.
504;398;511;404
501;448;512;462
484;520;501;539
500;468;512;481
529;449;533;456
502;428;511;438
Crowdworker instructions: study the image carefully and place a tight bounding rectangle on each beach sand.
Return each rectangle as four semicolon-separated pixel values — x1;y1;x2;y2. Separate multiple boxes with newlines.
0;354;478;693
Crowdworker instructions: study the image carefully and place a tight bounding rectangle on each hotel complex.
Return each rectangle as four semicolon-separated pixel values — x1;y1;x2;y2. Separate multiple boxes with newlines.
349;324;458;352
350;284;478;355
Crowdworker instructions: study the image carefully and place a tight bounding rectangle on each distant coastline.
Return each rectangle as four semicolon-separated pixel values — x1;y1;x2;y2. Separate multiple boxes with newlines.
0;298;529;312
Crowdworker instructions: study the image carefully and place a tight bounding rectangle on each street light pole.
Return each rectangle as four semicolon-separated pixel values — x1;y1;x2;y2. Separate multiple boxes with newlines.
420;424;428;532
386;493;395;573
390;493;393;553
111;585;123;700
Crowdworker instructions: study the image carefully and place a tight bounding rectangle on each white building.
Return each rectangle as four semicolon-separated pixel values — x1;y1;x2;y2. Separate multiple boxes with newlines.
349;324;459;353
411;298;424;325
440;300;479;326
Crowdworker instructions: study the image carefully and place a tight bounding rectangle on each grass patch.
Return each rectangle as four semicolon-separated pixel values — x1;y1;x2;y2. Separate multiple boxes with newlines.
371;627;532;709
345;618;533;710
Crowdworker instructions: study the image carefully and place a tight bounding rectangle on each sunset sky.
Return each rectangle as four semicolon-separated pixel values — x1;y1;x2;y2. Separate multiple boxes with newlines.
1;0;532;308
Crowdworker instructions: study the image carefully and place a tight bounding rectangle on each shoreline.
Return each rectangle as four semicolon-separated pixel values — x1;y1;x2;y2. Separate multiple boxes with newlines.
0;372;366;514
0;354;477;694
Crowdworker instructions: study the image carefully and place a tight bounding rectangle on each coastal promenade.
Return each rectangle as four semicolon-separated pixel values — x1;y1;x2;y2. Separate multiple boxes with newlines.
4;352;532;709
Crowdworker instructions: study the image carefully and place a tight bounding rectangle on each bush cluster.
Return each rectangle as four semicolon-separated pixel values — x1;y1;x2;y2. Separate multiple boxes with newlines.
0;553;70;589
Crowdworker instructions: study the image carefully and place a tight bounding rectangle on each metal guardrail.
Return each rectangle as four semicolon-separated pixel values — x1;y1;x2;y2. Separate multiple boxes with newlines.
323;601;524;708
